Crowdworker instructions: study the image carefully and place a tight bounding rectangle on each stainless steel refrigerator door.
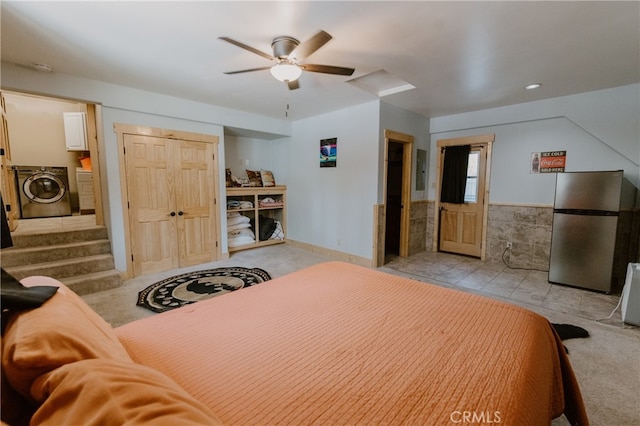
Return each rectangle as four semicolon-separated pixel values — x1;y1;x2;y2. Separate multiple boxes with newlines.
554;171;623;211
549;213;618;292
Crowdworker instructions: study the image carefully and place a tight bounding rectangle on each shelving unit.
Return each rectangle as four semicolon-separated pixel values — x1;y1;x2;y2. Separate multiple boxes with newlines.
226;185;286;252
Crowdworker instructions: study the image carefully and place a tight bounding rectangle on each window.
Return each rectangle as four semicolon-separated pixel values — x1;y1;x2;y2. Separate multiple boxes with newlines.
464;151;480;203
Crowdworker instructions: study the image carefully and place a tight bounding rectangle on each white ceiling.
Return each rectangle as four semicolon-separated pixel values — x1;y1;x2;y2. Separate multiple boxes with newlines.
2;1;639;121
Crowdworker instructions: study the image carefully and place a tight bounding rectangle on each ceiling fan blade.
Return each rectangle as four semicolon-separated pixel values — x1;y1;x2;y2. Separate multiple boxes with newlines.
301;64;355;76
219;37;274;61
287;80;300;90
291;30;332;60
223;66;271;75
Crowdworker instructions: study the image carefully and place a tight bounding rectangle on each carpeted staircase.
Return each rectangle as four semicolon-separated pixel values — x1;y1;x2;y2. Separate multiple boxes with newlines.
1;226;122;295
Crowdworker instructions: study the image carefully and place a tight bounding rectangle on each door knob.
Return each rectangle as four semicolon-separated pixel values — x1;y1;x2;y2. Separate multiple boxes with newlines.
178;211;184;216
169;211;176;217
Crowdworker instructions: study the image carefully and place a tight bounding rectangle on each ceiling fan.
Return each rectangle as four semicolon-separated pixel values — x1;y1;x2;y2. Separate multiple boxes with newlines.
219;30;355;90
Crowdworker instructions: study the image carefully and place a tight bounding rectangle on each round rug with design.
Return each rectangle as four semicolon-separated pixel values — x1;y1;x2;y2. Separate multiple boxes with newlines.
137;266;272;313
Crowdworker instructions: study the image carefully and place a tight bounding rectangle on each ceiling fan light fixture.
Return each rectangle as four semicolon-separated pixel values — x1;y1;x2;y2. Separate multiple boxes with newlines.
270;63;302;82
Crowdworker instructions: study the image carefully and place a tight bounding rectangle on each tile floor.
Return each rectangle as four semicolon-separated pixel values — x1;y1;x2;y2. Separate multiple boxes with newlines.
381;251;624;325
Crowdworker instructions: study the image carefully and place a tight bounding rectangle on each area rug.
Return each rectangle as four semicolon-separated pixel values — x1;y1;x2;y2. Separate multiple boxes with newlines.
137;267;271;313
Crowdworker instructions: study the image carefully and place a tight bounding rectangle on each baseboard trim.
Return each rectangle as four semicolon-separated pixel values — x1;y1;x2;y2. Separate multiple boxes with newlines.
287;240;373;268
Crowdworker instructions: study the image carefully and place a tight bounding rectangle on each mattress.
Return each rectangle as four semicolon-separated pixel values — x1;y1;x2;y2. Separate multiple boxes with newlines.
116;261;587;425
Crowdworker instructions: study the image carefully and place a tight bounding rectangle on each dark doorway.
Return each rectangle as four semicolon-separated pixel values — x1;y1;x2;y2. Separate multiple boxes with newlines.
385;141;404;257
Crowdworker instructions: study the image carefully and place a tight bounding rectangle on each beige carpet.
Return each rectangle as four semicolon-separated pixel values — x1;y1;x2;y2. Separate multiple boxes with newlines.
543;308;640;425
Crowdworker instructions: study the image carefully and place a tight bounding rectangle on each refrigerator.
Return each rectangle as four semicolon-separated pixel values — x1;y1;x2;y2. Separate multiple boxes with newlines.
549;170;634;293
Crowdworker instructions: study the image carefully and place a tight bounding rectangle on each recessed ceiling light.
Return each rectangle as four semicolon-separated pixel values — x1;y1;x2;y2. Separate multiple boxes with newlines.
348;69;415;98
32;63;53;72
525;83;542;90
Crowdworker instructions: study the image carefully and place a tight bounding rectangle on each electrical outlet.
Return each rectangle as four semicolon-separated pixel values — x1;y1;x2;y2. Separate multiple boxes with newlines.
506;242;512;249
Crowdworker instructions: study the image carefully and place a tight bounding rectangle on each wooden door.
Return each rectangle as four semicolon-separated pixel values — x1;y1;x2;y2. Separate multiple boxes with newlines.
175;140;216;267
125;134;179;275
125;134;217;275
436;135;493;259
0;92;19;231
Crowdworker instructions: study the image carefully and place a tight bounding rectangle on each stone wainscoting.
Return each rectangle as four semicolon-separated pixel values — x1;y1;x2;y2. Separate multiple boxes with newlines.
485;204;554;270
408;200;429;256
375;200;434;259
411;202;639;282
411;201;553;270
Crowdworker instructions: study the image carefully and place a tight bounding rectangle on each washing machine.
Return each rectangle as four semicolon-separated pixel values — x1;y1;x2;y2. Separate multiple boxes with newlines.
14;165;72;219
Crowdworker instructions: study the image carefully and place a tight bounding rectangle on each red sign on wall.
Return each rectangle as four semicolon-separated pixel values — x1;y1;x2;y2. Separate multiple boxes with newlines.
531;151;566;173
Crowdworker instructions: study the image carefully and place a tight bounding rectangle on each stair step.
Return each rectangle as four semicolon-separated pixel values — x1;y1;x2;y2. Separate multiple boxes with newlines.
10;227;108;248
0;239;112;268
5;254;116;281
5;222;122;296
60;270;123;296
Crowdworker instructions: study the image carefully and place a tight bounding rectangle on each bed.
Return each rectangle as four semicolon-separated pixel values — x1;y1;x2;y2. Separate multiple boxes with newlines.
2;261;587;425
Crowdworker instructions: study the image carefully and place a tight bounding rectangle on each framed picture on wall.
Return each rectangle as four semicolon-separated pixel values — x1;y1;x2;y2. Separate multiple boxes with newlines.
531;150;566;173
320;138;337;168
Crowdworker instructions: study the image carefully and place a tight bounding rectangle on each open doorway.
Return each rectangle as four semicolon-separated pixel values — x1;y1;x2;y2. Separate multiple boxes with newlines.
385;141;403;257
1;91;104;234
382;130;413;263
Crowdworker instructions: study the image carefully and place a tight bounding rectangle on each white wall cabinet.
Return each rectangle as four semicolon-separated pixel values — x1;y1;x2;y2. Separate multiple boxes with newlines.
63;112;87;151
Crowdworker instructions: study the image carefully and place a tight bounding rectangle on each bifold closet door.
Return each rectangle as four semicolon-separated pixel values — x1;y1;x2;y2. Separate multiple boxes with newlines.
174;140;216;268
124;134;216;275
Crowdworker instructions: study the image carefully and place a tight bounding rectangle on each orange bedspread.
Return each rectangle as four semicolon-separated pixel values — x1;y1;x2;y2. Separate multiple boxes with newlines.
116;261;587;425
